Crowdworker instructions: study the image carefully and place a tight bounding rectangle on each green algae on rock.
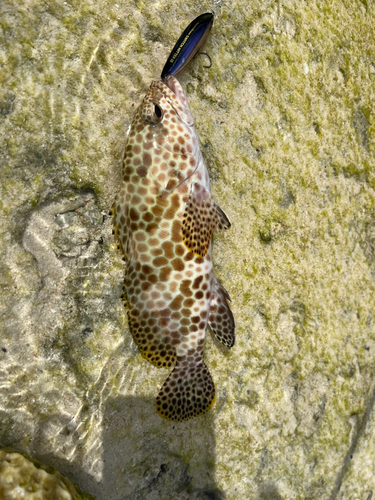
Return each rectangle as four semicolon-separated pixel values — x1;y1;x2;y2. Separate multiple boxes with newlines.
0;0;375;498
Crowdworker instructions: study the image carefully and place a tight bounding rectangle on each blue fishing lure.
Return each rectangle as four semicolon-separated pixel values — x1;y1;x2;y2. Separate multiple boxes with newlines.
161;12;214;79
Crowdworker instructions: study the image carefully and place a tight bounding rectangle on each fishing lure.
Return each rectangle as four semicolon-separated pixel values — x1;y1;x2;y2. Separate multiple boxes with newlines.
113;10;234;422
161;12;214;79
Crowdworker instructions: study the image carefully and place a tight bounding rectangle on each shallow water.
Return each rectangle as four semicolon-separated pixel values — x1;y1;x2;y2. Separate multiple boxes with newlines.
1;0;375;498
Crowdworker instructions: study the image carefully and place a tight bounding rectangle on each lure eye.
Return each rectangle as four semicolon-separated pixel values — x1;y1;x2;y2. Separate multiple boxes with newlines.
154;103;163;119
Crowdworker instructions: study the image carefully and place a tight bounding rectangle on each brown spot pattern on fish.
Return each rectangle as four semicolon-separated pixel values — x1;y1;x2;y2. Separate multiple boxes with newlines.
113;76;235;421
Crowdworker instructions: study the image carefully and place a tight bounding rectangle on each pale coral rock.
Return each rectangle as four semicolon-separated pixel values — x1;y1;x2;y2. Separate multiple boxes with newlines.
0;451;82;500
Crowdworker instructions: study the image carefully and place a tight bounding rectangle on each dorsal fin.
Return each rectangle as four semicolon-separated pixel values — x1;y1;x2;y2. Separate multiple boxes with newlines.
125;263;177;369
208;277;235;349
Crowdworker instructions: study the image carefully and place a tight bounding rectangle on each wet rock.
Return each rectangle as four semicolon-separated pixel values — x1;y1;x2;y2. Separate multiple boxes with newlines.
1;0;375;499
0;450;88;499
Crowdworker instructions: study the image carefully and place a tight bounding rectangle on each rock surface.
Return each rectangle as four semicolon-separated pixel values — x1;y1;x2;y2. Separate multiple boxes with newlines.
0;0;374;498
0;450;85;499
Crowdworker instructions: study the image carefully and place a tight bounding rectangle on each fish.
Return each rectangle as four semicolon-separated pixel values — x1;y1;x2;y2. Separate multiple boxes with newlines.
113;76;235;422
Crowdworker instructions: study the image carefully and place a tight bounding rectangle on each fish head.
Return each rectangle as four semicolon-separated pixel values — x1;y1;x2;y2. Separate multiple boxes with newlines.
135;77;198;158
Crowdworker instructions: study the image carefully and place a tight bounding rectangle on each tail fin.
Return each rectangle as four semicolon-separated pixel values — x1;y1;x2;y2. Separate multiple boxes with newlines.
156;356;215;422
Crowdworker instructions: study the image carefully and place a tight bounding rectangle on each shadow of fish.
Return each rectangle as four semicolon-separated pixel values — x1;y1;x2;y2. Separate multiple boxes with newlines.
113;76;235;421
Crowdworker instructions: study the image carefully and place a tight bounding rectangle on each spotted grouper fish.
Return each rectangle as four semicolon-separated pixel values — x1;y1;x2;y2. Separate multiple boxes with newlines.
113;75;235;421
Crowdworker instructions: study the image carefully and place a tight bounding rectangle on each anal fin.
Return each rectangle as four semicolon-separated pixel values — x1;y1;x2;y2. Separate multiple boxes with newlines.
156;356;215;421
208;277;235;349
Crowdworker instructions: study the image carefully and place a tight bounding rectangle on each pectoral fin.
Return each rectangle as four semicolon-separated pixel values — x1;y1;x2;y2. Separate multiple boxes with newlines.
181;183;218;257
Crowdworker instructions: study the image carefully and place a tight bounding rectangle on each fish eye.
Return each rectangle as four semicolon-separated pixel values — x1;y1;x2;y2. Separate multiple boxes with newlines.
154;104;163;119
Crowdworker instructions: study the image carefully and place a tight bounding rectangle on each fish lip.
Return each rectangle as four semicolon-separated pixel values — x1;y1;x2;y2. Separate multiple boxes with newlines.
161;76;194;126
162;75;178;96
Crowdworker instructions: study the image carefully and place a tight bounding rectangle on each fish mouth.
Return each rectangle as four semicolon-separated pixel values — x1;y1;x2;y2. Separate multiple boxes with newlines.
163;75;179;96
162;76;194;126
163;76;187;105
